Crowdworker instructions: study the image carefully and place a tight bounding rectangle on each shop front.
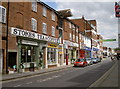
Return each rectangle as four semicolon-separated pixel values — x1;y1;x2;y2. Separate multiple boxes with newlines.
63;40;79;65
92;47;99;58
84;46;92;58
47;43;58;68
11;27;58;72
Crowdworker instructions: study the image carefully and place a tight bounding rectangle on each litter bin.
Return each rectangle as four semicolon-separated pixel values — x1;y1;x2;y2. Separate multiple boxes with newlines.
29;63;34;72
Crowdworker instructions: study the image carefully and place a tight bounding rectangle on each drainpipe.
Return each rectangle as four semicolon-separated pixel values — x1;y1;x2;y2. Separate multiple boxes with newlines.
6;0;9;74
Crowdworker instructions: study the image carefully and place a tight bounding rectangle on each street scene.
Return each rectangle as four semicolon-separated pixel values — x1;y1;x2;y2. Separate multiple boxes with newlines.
0;0;120;89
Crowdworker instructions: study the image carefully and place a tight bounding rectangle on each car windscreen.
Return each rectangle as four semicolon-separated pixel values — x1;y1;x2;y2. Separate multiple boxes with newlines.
76;59;84;62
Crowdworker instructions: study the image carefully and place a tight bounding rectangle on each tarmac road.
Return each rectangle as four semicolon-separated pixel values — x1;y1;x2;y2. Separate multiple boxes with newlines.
2;59;115;88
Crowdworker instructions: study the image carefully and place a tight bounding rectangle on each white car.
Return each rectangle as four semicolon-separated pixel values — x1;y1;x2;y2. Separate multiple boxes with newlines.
86;58;93;65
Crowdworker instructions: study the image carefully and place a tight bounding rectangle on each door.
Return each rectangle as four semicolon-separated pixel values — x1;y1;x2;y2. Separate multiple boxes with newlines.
8;52;17;68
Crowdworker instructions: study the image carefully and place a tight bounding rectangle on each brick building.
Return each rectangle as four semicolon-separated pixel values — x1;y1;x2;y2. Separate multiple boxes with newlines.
0;1;103;74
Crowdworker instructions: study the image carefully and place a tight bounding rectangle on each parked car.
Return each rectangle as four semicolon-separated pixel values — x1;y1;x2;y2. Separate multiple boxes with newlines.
92;58;98;63
74;59;88;67
97;58;101;62
86;58;93;65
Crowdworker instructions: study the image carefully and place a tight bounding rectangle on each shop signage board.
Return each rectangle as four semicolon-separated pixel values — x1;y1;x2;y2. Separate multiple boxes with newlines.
11;27;58;43
48;44;58;48
58;45;63;54
63;40;79;47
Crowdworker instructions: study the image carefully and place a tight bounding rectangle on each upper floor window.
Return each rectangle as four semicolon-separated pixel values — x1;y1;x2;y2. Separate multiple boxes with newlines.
0;5;6;23
52;26;55;36
76;27;78;33
69;33;72;41
31;18;37;31
32;2;37;12
42;22;47;34
69;22;72;28
73;34;75;41
52;12;55;21
76;36;78;42
43;6;47;17
72;24;75;30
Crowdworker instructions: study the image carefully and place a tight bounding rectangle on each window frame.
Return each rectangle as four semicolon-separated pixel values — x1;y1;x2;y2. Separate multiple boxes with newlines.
0;5;6;23
43;6;47;17
31;18;37;31
52;26;55;36
31;2;37;12
52;12;55;21
42;22;47;34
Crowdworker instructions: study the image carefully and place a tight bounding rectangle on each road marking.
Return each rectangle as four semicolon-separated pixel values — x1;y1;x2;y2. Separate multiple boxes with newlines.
13;84;21;87
26;82;32;84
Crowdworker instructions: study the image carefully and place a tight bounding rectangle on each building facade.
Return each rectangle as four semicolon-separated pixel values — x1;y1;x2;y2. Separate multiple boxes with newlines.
1;1;103;74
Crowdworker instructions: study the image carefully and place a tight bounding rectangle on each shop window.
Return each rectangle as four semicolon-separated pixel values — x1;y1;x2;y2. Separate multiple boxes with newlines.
47;48;56;64
32;2;37;12
0;5;6;23
21;45;37;63
43;6;47;17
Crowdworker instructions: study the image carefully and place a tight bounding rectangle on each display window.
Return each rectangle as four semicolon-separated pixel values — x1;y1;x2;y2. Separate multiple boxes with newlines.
47;48;56;64
21;45;37;63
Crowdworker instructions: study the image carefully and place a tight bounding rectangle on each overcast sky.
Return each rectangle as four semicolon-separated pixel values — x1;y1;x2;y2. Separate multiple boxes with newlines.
42;0;119;48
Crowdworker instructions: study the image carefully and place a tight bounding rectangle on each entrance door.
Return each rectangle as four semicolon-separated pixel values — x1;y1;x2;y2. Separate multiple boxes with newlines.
8;52;17;68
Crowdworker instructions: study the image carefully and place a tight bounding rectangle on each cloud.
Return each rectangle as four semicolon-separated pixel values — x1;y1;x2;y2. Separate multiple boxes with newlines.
55;2;118;48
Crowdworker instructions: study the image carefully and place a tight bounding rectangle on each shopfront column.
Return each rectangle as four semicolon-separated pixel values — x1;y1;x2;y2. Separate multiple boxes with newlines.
44;47;48;68
17;39;21;72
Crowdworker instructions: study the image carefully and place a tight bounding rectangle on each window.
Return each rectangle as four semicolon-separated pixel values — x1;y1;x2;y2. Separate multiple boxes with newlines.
52;12;55;21
76;27;78;33
31;18;37;31
52;26;55;36
47;48;56;64
0;5;6;23
76;36;78;42
73;34;75;41
72;24;75;30
43;6;47;17
69;33;72;40
42;22;47;34
69;22;71;28
31;2;37;12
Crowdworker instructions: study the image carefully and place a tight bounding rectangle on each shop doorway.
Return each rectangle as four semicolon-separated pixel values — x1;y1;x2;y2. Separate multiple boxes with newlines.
8;52;17;68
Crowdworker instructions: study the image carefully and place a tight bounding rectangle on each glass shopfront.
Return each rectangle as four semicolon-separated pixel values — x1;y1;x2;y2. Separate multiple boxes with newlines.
47;48;56;65
21;45;37;63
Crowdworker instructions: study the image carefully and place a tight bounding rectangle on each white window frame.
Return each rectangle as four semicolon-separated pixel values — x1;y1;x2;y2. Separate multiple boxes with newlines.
0;5;6;23
43;6;47;17
73;34;75;41
52;12;55;21
69;33;72;41
31;2;37;12
72;24;75;31
31;18;37;31
69;22;71;28
76;36;78;42
42;22;47;34
52;26;55;36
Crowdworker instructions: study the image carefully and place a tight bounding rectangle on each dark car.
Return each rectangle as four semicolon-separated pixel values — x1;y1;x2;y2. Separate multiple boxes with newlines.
74;59;88;67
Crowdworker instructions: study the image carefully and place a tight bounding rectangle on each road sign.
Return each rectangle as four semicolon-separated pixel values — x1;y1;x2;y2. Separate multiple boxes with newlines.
100;39;116;42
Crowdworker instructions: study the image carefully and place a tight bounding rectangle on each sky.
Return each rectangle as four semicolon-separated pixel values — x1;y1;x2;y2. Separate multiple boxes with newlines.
41;0;119;48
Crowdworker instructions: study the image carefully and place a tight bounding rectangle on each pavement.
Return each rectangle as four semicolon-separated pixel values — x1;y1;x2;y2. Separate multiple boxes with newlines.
1;65;73;82
0;59;119;88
